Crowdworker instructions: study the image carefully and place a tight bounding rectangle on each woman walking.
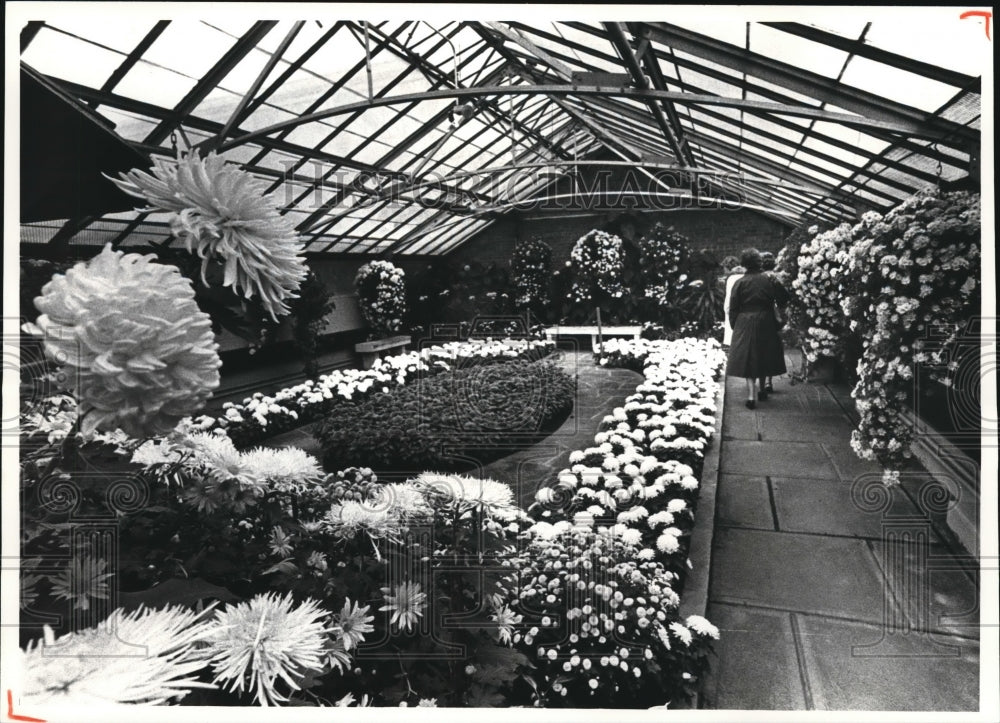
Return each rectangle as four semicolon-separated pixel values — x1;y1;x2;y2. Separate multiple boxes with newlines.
727;248;789;409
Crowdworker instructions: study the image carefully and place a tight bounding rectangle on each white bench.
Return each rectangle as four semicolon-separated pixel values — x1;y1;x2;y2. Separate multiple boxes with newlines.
355;335;411;369
543;325;642;352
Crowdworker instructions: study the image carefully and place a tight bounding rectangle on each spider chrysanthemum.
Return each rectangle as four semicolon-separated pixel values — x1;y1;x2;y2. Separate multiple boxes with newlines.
23;245;221;438
21;604;214;707
203;592;331;707
109;151;308;320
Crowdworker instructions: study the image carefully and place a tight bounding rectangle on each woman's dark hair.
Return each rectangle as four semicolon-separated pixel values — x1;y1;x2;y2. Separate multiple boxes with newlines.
760;251;776;271
740;248;762;272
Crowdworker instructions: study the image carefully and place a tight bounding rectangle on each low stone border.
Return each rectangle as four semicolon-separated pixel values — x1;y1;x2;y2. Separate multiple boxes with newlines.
679;374;725;621
676;373;725;710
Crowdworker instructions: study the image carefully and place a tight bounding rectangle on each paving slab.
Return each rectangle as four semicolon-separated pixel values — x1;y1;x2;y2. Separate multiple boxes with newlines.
716;475;774;530
796;613;979;711
868;539;980;640
722;407;758;440
721;440;840;480
771;477;939;541
784;385;848;415
821;440;886;482
701;603;806;710
759;412;854;443
711;528;886;624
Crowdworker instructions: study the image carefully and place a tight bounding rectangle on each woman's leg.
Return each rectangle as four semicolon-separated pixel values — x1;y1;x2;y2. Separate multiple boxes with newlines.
744;377;757;409
757;376;768;400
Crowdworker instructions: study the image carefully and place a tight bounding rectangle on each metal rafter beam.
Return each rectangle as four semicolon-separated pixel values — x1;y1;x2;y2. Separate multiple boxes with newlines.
604;22;689;164
295;45;505;238
46;78;410;177
144;20;277;146
640;21;977;145
290;24;486;231
92;20;170;106
762;22;980;92
215;82;965;155
206;21;306;151
355;20;574;160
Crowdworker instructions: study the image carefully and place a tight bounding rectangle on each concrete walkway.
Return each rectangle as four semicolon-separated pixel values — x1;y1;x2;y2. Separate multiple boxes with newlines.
702;351;980;711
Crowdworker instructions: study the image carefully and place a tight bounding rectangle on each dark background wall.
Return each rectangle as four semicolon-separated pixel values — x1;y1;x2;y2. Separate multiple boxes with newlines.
450;207;794;272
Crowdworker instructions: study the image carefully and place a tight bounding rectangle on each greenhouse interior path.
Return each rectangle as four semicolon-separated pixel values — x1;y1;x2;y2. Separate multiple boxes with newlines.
703;350;980;711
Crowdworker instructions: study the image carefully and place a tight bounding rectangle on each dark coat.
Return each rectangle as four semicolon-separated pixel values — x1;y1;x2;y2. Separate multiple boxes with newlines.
726;271;789;379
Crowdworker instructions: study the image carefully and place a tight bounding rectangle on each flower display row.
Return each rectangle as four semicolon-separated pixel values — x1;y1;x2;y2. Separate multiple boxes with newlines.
510;336;726;706
354;259;407;336
206;337;556;446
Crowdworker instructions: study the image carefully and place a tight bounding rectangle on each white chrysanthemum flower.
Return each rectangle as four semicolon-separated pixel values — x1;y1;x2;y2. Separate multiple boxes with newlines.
203;592;330;706
380;581;428;632
335;599;374;651
109;152;307;320
656;533;680;554
182;432;244;481
491;605;523;645
415;472;520;521
23;245;221;437
240;446;323;492
21;605;214;706
670;621;693;646
685;615;720;639
324;501;395;539
371;483;432;519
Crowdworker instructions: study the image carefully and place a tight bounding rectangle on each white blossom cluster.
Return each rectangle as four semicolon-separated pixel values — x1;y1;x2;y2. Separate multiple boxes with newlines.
569;230;626;303
354;260;406;334
792;223;854;362
840;190;980;478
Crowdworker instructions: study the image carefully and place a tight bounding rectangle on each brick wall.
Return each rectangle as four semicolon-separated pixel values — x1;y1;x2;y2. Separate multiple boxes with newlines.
450;207;794;270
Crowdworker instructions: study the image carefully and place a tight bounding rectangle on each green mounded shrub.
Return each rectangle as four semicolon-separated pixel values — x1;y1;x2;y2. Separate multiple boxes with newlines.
316;359;574;471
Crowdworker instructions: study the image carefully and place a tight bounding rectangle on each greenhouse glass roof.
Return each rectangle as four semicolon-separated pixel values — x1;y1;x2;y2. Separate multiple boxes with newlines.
17;10;986;255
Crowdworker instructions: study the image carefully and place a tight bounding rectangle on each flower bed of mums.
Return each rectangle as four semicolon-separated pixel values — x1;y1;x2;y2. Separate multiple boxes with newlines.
204;338;556;447
508;336;726;706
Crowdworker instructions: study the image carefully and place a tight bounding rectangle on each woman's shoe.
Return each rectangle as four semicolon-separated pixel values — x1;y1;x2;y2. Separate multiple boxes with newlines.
745;400;756;410
765;381;774;393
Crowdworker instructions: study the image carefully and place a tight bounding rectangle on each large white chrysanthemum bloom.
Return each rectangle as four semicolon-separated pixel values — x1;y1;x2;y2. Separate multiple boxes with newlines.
23;245;221;438
240;446;324;492
109;152;308;320
203;592;331;707
414;472;521;521
20;605;214;707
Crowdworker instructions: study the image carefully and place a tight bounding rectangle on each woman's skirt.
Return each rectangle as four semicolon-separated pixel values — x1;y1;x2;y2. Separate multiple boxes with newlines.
727;310;786;378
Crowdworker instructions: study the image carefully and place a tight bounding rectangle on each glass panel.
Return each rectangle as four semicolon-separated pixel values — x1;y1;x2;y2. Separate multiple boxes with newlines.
749;24;849;79
115;63;199;108
839;57;957;112
22;28;123;86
